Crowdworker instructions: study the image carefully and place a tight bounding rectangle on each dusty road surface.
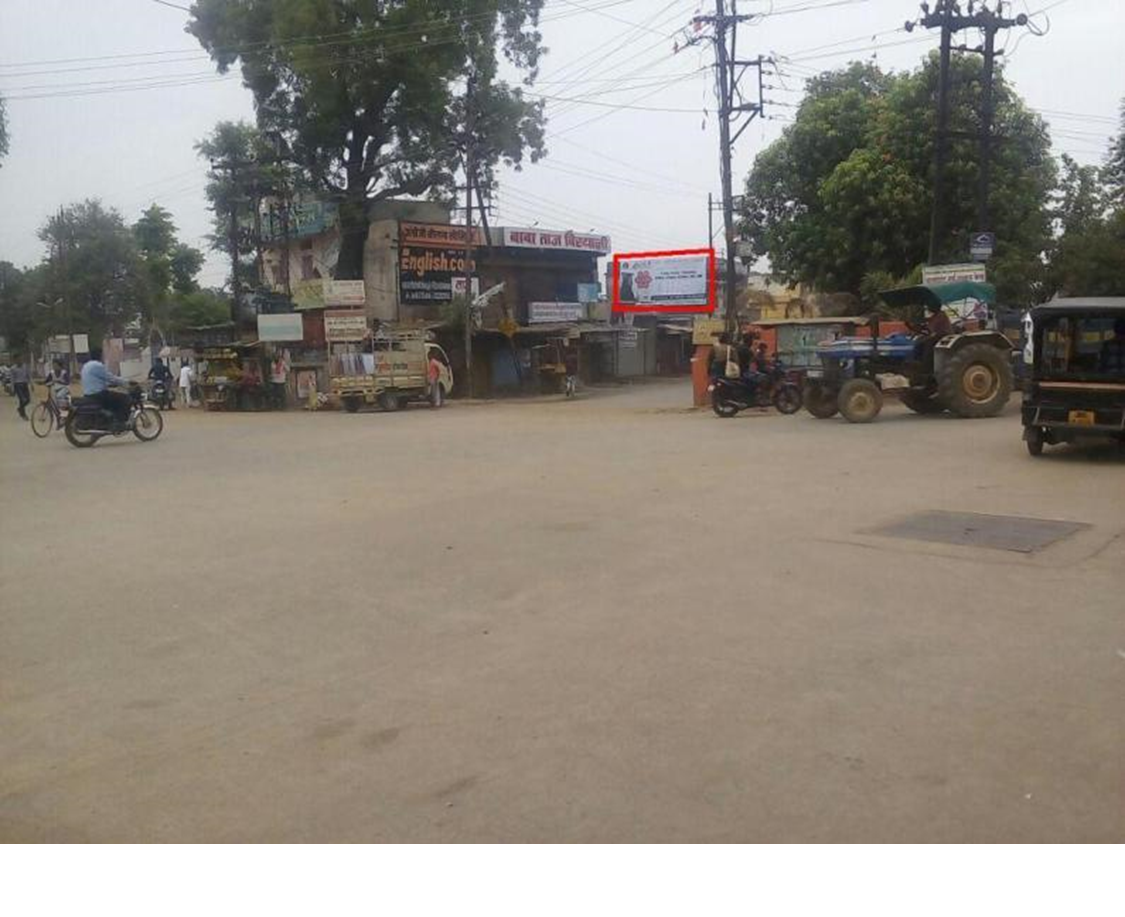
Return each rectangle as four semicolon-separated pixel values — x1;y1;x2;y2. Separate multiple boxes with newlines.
1;381;1122;842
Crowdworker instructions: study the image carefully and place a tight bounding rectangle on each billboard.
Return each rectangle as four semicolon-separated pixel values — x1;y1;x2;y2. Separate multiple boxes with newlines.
399;247;476;305
612;248;716;313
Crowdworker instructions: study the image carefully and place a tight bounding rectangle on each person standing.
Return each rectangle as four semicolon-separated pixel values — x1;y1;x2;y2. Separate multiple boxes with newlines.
178;360;194;408
269;353;289;410
10;358;31;420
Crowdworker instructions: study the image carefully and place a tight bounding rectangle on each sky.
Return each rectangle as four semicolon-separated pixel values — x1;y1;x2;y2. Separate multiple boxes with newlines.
1;0;1122;289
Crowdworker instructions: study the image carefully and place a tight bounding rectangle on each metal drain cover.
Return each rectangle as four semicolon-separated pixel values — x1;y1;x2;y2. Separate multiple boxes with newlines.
870;511;1088;554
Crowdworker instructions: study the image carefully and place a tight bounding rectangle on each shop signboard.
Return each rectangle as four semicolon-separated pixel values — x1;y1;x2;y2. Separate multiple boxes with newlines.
577;282;600;303
501;227;612;255
613;248;716;313
323;310;368;342
257;313;305;342
48;335;71;353
922;263;987;285
399;221;483;249
692;317;725;345
292;279;326;310
399;247;476;305
528;301;585;324
325;279;366;307
72;333;89;353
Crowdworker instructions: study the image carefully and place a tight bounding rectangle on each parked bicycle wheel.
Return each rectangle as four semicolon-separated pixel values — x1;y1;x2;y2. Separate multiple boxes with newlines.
29;401;57;438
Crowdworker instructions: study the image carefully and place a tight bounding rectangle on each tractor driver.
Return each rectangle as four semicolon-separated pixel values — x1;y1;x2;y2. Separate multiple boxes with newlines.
915;302;953;371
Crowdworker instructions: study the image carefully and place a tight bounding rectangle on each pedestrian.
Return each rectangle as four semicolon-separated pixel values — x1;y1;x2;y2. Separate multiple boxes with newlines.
178;359;195;408
10;357;31;420
269;353;289;410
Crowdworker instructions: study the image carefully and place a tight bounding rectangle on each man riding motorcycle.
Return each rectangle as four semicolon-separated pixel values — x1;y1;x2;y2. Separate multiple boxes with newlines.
80;347;132;425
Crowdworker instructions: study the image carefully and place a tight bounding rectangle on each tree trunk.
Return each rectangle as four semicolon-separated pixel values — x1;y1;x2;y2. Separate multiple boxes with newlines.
334;187;368;281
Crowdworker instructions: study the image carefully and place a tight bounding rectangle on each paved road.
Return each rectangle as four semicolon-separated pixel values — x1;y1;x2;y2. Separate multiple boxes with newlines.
1;382;1122;841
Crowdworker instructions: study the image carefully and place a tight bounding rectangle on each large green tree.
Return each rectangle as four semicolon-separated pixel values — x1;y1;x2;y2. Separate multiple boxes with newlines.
740;57;1055;304
1046;111;1125;298
188;0;546;279
38;200;146;344
133;204;206;344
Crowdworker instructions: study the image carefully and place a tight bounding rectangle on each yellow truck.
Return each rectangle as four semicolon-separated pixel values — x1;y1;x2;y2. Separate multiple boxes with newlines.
325;316;453;413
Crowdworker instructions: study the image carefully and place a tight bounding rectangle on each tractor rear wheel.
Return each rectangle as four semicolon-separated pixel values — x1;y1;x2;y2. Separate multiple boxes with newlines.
900;390;945;415
838;378;883;423
804;381;839;419
939;342;1013;418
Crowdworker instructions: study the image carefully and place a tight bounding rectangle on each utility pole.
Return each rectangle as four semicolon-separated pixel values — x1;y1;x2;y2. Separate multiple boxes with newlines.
914;1;1029;263
462;68;477;400
691;2;767;337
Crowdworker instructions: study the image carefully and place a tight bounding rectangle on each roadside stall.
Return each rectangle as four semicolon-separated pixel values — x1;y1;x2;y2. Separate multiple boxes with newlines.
196;342;266;411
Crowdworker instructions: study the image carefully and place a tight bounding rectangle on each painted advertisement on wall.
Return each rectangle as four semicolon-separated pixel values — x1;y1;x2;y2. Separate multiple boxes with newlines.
399;247;476;305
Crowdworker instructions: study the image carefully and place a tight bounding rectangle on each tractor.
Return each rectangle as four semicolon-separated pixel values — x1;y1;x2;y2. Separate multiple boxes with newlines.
803;282;1015;424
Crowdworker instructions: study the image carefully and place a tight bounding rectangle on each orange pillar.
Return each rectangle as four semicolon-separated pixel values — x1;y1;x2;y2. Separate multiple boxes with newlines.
691;344;712;407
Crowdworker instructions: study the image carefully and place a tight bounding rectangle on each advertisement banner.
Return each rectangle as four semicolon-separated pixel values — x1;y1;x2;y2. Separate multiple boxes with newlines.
399;247;475;304
257;314;305;342
501;227;611;254
325;279;366;307
528;302;585;324
613;249;716;313
399;221;483;249
323;310;368;342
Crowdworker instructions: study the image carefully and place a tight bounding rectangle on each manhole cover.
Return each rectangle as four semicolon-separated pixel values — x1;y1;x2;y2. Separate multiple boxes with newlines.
869;511;1088;554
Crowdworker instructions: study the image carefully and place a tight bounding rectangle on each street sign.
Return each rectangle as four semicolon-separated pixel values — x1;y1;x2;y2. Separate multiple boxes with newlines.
970;231;995;260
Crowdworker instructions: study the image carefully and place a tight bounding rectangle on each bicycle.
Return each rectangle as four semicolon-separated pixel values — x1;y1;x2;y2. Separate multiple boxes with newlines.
29;383;70;438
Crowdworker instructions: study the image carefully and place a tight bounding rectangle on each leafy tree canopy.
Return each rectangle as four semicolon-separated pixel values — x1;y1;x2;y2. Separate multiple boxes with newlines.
740;56;1055;305
38;200;146;343
188;0;547;279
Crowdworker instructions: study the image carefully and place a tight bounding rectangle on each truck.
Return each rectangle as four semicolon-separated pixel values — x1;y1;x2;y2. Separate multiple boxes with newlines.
326;320;453;413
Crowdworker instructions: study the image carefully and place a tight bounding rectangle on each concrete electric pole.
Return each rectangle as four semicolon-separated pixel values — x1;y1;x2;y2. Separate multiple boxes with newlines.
913;0;1029;263
692;1;767;337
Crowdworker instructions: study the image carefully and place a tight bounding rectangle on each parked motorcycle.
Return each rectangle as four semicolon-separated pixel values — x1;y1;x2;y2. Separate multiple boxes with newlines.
64;384;164;448
710;367;803;418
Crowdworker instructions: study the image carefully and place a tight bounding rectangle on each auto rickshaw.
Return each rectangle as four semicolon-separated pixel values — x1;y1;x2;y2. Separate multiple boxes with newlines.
1021;297;1125;456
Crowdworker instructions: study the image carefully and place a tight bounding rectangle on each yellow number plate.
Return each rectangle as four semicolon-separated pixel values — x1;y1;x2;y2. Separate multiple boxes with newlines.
1068;410;1096;426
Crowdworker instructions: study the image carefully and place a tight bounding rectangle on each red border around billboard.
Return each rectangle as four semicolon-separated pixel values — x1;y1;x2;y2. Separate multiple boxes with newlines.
612;248;716;314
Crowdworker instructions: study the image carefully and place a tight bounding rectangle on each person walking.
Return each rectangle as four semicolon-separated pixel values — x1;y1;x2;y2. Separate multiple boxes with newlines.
10;358;31;420
178;360;194;408
269;353;289;410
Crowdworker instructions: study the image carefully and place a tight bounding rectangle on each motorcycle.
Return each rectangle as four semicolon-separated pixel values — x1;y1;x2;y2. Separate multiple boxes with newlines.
65;384;164;448
709;366;803;418
148;378;174;410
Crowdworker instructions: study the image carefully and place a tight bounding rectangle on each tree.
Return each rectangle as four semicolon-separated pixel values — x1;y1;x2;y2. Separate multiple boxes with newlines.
188;0;546;280
0;93;9;166
169;289;231;334
0;262;43;354
740;55;1055;304
38;201;146;344
1046;149;1125;297
197;121;266;310
1103;99;1125;209
132;204;206;344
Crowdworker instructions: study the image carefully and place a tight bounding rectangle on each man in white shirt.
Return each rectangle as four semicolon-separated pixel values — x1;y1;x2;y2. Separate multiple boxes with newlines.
178;361;194;408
